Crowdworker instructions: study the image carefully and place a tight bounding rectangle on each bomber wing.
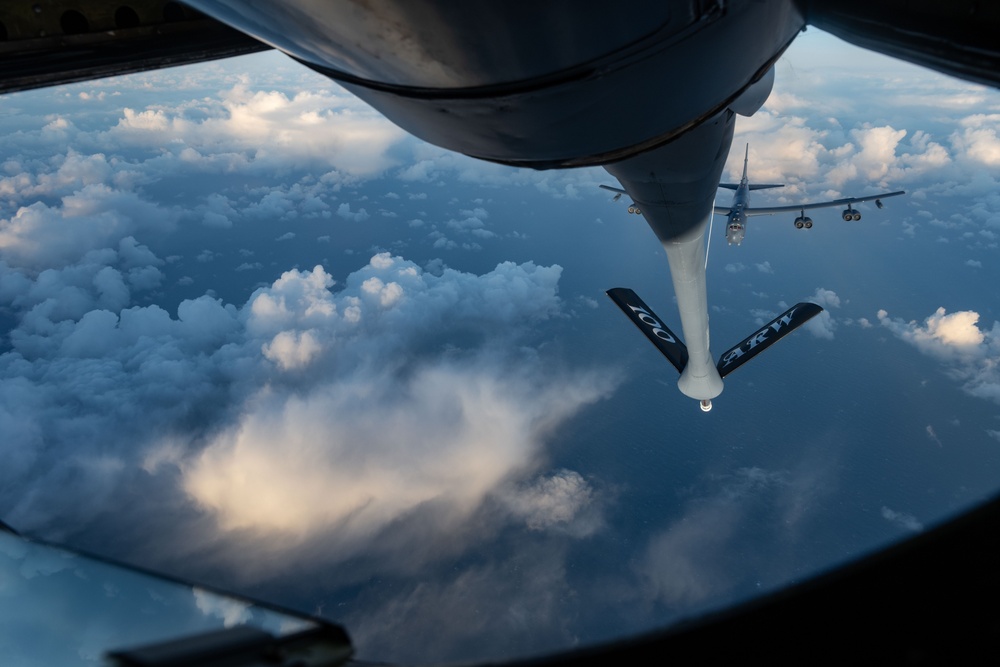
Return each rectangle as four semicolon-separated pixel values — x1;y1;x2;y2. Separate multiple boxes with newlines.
600;183;642;211
720;183;784;190
745;190;905;216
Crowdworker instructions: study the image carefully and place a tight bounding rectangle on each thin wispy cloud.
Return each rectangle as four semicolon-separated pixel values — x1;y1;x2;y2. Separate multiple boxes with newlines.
881;506;923;532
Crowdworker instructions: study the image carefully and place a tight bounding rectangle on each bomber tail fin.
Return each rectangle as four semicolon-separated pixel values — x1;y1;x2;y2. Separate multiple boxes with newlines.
716;302;823;378
607;288;688;374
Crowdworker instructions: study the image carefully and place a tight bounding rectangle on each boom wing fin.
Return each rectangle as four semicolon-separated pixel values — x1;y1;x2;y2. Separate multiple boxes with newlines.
716;302;824;378
607;288;688;374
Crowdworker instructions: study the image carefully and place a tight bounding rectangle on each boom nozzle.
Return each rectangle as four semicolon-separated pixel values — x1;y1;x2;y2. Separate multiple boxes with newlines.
700;399;713;412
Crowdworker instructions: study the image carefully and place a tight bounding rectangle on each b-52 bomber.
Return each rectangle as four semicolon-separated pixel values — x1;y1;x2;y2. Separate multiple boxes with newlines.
600;131;905;412
602;144;905;246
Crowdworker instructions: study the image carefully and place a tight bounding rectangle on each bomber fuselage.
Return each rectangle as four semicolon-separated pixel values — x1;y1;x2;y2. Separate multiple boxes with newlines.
725;170;752;245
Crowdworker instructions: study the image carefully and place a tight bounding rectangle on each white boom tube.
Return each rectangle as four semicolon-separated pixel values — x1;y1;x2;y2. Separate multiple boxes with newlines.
604;110;735;405
662;220;724;400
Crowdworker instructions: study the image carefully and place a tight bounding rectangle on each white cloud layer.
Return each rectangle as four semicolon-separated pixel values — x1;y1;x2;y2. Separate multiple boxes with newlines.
105;82;408;177
0;185;175;270
730;97;998;233
184;362;607;545
1;248;616;578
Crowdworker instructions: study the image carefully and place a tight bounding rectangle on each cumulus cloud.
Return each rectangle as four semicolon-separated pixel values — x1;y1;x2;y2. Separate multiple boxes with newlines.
0;237;167;336
440;207;501;243
1;250;616;584
105;81;408;177
951;115;1000;168
0;75;432;285
851;125;907;181
877;307;1000;404
0;185;175;270
496;470;603;536
730;104;979;212
0;151;114;203
878;307;987;355
337;202;370;222
729;112;827;184
184;363;605;544
448;214;487;231
201;193;237;228
803;288;840;339
183;256;613;573
732;115;938;198
260;330;321;370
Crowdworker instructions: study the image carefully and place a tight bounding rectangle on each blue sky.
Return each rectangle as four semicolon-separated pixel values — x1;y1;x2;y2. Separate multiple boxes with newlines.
1;28;1000;664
